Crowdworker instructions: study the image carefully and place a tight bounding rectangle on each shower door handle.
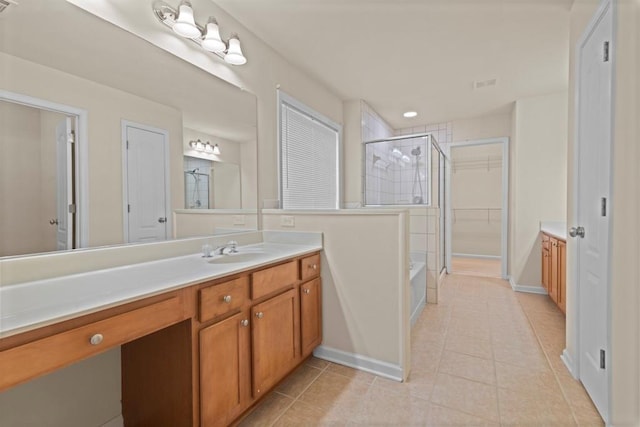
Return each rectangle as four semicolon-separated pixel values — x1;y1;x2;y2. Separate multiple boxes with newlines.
158;217;167;223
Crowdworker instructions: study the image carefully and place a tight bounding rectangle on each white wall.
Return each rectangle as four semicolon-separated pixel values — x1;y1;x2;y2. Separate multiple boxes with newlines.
510;91;568;288
262;210;410;380
173;210;258;237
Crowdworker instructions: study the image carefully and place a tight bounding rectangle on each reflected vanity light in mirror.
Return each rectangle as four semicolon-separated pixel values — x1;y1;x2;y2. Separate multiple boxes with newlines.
172;1;201;38
189;139;221;154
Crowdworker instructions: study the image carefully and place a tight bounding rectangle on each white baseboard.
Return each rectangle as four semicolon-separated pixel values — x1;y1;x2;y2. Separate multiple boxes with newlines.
313;345;403;382
561;349;579;380
509;277;548;295
101;415;123;427
452;253;501;260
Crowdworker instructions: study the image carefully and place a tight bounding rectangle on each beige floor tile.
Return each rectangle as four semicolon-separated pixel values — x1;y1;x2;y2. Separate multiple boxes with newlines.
276;364;323;398
273;400;349;427
444;332;493;360
349;385;431;425
438;350;496;385
426;403;500;426
430;373;500;422
297;371;372;418
325;363;376;384
494;361;562;397
497;387;576;426
373;369;437;401
237;392;294;427
306;356;330;370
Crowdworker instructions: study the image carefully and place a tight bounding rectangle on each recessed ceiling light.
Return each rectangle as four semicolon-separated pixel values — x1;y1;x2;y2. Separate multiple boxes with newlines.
403;111;418;118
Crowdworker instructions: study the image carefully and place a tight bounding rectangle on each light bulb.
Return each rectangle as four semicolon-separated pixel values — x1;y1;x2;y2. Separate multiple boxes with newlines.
173;2;201;38
224;36;247;65
196;140;205;151
213;143;221;155
392;148;403;159
204;142;214;153
202;19;226;53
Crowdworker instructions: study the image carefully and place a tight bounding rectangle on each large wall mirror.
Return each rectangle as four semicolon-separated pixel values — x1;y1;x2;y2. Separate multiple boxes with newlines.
0;0;258;258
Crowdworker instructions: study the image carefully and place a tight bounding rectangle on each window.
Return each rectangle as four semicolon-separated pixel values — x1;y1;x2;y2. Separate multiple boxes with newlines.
278;91;341;209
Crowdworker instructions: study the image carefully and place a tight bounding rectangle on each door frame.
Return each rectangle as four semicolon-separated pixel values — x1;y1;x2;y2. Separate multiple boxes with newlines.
565;0;615;420
0;90;89;248
444;137;509;280
121;120;172;242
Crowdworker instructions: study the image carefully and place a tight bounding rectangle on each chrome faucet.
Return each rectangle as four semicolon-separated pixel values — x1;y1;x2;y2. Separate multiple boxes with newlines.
214;240;238;255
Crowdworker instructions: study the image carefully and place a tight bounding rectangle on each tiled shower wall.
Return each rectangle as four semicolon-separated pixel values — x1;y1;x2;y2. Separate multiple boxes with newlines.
184;156;213;209
360;101;447;302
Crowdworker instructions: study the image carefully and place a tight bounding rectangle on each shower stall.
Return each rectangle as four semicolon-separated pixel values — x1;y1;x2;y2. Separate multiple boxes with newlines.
363;133;446;325
184;168;210;209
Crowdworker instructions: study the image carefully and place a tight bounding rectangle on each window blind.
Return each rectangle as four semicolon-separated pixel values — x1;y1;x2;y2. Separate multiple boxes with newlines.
280;102;339;209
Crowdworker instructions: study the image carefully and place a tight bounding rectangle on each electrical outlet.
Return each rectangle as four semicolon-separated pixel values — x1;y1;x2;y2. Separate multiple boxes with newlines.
281;216;295;227
233;215;245;226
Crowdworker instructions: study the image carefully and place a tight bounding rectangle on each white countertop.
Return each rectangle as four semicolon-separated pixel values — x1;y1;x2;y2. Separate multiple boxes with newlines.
0;240;322;339
540;221;567;240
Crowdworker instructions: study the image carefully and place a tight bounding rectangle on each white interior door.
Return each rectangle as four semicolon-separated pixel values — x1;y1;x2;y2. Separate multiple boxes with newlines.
124;124;168;243
55;118;73;250
575;1;612;419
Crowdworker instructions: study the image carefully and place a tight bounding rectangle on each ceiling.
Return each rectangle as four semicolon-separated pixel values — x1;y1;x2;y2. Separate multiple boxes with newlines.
0;0;256;142
214;0;573;128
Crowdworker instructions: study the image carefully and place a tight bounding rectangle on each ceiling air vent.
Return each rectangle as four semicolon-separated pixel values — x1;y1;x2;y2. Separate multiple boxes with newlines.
0;0;18;14
473;78;498;90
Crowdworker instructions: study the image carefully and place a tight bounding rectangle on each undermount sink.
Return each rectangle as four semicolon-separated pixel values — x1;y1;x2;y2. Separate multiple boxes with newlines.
207;252;266;264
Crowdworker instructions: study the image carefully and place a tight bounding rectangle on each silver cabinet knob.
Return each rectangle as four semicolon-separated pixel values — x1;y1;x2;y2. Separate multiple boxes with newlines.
310;264;317;270
222;295;232;303
240;319;249;327
255;312;264;319
569;226;585;238
303;288;311;295
89;334;104;346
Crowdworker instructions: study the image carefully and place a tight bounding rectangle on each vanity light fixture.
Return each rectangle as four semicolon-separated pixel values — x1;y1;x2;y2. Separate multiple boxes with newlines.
153;0;248;66
189;139;221;155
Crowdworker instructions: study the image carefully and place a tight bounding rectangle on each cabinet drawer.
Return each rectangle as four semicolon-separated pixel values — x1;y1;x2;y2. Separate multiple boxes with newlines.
251;261;297;300
200;277;249;323
0;295;184;392
300;253;321;281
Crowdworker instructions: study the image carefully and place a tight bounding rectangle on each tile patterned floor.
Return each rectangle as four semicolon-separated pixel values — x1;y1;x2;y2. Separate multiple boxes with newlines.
237;274;604;426
451;257;502;278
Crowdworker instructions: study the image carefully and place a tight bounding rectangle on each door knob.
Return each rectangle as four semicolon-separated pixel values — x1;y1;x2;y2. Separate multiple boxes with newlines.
569;226;585;238
49;219;59;225
158;217;167;223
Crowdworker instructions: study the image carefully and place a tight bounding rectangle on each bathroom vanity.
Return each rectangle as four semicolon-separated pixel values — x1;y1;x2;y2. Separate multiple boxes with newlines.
0;240;322;426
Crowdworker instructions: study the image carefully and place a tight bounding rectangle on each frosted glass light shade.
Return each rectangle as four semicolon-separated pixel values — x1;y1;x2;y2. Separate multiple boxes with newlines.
202;20;226;53
213;143;221;155
173;3;201;38
224;36;247;65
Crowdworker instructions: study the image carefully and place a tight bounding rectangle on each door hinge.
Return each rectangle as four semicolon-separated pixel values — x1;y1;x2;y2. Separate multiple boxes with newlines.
68;204;76;214
126;140;129;149
68;130;76;144
603;41;610;62
127;204;131;213
601;197;607;216
600;349;606;369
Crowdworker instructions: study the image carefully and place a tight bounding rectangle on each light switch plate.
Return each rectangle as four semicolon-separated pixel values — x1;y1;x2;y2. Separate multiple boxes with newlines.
281;216;295;227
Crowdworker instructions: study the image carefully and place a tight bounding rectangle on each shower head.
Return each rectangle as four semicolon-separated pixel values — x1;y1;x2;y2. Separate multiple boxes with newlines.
411;146;421;156
187;168;199;174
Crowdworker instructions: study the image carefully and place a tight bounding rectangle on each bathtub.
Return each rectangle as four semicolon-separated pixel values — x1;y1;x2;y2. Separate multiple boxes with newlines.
409;253;427;327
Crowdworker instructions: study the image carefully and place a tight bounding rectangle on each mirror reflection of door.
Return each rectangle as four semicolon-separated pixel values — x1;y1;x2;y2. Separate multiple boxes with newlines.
0;99;76;257
124;122;169;244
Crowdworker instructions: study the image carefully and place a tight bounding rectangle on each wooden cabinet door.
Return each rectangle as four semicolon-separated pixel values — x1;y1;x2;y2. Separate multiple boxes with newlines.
251;289;299;397
300;278;322;358
200;311;251;427
542;247;551;292
558;240;566;314
550;237;559;304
